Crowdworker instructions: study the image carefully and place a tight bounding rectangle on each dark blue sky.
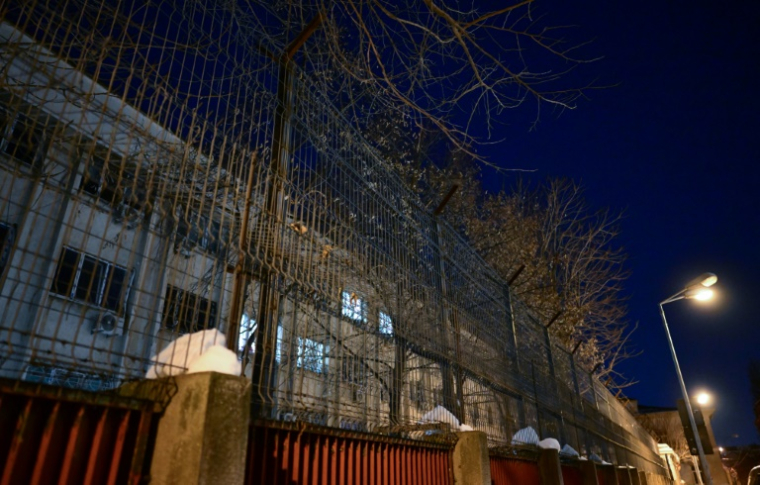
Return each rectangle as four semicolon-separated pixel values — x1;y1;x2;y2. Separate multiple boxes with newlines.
477;0;760;446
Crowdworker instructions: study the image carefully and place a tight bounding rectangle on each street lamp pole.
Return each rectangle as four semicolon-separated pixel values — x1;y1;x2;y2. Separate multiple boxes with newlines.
658;303;712;485
658;272;718;485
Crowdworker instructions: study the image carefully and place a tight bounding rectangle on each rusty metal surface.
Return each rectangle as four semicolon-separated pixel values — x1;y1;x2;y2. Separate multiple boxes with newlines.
490;456;541;485
562;464;585;485
246;420;453;484
0;384;157;485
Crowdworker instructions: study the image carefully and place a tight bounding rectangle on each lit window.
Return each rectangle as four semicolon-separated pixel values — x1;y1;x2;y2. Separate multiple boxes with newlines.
297;337;324;373
238;316;283;363
238;314;256;354
379;311;393;335
51;247;129;313
341;291;366;322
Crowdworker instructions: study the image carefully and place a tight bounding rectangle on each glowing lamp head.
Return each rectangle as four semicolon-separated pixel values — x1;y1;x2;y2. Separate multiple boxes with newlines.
684;287;714;301
695;392;711;406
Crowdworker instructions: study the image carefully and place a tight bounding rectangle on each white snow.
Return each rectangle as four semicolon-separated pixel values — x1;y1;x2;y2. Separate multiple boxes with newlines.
458;424;474;432
187;345;241;375
560;444;580;458
511;426;540;446
419;405;460;428
538;438;561;451
146;329;229;378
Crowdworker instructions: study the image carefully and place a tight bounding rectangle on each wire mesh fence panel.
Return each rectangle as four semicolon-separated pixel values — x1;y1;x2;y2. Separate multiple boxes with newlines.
0;0;670;478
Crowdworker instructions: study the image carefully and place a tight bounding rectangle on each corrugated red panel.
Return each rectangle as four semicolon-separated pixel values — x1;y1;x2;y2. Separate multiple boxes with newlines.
561;464;584;485
489;456;540;485
0;386;157;485
246;421;452;485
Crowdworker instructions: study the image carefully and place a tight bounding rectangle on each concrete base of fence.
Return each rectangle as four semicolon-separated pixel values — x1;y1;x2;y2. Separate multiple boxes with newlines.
146;372;251;485
452;431;491;485
538;449;563;485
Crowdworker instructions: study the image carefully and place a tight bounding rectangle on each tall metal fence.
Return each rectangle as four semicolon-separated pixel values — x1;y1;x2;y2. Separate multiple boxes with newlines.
0;0;666;476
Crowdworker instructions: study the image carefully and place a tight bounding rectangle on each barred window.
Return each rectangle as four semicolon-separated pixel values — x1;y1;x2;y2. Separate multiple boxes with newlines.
238;316;283;363
379;310;393;336
0;111;46;167
297;337;324;373
341;291;366;322
0;222;16;278
51;247;129;313
162;285;218;334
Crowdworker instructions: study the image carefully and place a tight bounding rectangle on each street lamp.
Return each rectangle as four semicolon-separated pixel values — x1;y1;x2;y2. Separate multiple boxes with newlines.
659;272;717;485
696;392;711;406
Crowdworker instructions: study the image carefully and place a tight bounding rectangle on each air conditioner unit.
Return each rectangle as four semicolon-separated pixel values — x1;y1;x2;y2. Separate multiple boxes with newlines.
91;311;124;336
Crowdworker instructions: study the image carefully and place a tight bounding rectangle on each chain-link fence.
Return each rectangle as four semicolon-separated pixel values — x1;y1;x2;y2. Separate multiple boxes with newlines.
0;0;666;475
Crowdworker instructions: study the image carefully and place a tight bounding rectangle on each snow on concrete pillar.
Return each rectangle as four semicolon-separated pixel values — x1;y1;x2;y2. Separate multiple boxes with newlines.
148;372;251;485
452;431;491;485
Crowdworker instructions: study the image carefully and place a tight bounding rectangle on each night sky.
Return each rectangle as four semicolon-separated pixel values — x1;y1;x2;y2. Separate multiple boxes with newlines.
475;1;760;446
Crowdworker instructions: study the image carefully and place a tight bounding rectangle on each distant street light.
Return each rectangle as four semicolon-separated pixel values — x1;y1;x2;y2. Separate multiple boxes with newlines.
659;272;718;485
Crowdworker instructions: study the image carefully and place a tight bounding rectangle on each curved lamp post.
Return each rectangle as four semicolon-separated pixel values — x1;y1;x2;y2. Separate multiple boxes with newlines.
659;272;717;485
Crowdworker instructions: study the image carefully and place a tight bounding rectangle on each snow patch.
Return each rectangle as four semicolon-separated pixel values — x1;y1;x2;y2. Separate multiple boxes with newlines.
187;345;241;375
560;444;580;458
511;426;540;446
538;438;561;451
419;405;460;428
146;329;229;378
458;424;474;432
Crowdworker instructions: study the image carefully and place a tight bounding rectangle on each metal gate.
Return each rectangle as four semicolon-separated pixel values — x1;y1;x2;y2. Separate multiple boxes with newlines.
0;379;159;485
246;420;454;485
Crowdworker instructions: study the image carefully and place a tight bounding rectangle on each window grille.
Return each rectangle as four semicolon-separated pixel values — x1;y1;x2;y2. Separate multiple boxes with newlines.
50;247;129;313
341;291;366;323
297;337;325;373
161;285;218;334
378;310;393;335
0;222;16;279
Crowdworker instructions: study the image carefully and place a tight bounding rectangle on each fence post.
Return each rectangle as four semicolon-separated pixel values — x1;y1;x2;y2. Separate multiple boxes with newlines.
146;372;251;485
432;217;461;422
452;431;491;485
638;471;650;485
617;467;633;485
538;448;564;485
579;460;600;485
597;464;620;485
503;285;520;374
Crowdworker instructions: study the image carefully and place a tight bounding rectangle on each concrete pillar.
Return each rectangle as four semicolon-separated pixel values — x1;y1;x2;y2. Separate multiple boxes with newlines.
452;431;491;485
538;449;563;485
147;372;251;485
630;468;642;485
638;471;649;485
579;460;600;485
617;467;633;485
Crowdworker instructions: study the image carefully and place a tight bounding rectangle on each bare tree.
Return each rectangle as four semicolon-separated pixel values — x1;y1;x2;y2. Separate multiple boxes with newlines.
248;0;600;158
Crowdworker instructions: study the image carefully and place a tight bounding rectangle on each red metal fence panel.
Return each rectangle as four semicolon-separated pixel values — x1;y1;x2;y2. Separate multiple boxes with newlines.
246;420;453;485
561;464;584;485
489;456;541;485
0;379;159;485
